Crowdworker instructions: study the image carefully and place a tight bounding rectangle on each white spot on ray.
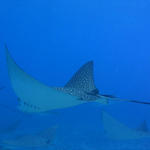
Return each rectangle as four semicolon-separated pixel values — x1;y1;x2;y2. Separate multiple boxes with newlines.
102;111;150;140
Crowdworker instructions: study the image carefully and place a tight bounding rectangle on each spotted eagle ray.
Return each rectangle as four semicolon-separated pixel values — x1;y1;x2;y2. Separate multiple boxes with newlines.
0;126;57;149
102;111;150;140
5;46;150;113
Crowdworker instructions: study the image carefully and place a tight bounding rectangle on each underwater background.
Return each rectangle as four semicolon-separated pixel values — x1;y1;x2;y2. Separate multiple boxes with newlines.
0;0;150;149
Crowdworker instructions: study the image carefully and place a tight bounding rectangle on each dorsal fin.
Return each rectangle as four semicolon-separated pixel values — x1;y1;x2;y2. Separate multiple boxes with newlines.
64;61;96;92
137;120;149;132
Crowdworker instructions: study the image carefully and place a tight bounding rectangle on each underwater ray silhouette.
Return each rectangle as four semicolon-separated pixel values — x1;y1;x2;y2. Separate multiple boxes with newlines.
102;111;150;140
5;45;150;113
0;126;57;149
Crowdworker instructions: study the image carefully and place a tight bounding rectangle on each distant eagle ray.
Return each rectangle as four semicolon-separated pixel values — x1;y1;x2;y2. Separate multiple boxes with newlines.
102;111;150;140
5;45;150;113
0;126;57;149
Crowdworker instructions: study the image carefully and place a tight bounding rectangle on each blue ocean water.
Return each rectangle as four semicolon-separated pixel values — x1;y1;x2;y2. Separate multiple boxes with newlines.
0;0;150;149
